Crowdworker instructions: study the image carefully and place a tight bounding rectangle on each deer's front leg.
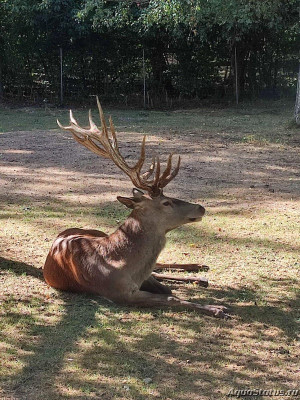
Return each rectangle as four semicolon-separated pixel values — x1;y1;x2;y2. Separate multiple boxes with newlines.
153;264;209;287
155;263;210;272
152;271;208;288
140;275;172;294
120;290;230;319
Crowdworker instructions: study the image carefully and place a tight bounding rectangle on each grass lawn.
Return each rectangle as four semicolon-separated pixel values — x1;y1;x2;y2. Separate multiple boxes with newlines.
0;100;299;400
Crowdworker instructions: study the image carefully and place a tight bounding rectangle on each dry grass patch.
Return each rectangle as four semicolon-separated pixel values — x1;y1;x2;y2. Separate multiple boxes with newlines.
0;102;299;399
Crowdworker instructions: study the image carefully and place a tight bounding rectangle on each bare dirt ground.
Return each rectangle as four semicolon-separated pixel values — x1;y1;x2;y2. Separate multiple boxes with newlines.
1;126;299;206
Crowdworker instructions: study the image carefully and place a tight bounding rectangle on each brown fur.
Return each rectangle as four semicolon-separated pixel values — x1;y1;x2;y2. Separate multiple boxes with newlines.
44;193;229;318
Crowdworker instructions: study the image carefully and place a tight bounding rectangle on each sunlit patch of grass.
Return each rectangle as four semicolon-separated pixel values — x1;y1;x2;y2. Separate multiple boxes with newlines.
1;198;299;399
0;103;299;399
242;134;269;146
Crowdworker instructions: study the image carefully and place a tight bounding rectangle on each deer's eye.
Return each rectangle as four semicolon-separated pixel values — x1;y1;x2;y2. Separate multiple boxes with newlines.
162;201;171;206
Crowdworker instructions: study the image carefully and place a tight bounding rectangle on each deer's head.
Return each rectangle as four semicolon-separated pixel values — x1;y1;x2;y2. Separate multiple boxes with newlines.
57;97;205;232
117;189;205;232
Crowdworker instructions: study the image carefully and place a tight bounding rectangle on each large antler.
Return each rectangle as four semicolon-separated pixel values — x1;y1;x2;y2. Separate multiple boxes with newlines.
57;97;181;196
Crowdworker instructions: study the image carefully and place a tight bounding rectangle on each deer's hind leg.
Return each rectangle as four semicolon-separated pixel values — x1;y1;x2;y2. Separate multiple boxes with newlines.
121;289;229;319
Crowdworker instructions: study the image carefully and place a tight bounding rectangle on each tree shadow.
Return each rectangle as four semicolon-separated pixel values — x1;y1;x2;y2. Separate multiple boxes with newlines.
0;126;299;206
206;287;299;341
1;108;299;398
11;294;105;399
1;256;299;399
0;256;43;281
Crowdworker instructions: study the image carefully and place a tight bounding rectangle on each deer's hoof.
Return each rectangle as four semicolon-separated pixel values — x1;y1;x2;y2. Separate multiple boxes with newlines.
190;264;210;272
199;264;210;272
196;277;209;288
207;305;231;319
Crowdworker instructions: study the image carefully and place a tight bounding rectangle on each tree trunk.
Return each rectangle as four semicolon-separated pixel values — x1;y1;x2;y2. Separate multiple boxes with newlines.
295;2;300;124
0;64;3;101
294;64;300;124
149;47;167;96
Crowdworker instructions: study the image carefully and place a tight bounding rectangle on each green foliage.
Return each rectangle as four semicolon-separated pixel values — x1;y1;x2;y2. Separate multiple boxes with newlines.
0;0;298;104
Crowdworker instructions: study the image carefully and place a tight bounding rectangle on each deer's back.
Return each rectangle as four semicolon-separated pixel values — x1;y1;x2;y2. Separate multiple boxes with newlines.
43;228;109;294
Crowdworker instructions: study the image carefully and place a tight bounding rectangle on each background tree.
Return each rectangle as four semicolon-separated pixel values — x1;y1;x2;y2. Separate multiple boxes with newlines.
0;0;298;106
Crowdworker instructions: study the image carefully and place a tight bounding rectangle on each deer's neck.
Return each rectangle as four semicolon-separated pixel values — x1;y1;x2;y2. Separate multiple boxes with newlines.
108;210;166;282
118;211;166;255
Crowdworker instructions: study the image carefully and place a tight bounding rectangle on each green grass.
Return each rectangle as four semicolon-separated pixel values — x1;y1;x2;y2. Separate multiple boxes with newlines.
0;100;298;144
0;101;299;400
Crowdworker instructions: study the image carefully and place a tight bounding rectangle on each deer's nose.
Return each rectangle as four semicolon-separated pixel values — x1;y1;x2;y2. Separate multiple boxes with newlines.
199;205;205;216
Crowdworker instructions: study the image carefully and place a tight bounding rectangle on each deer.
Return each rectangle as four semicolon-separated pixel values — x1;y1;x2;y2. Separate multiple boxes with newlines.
43;98;229;318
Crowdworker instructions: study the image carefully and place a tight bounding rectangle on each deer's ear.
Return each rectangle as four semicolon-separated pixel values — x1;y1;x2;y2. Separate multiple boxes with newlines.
132;188;144;199
117;196;137;209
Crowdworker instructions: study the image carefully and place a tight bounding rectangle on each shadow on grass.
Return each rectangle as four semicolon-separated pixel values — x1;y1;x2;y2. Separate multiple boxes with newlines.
174;277;299;342
206;287;299;341
0;256;43;281
0;256;299;399
0;123;299;208
1;195;299;257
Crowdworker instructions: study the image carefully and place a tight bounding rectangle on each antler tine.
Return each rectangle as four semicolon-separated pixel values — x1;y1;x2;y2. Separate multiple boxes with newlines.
141;156;155;180
57;112;90;137
96;96;110;141
109;116;118;149
57;98;182;196
149;156;161;195
160;155;181;188
155;156;161;183
159;153;173;182
71;133;110;158
57;105;111;159
142;156;163;197
57;118;64;130
88;109;98;132
70;110;78;126
134;136;146;172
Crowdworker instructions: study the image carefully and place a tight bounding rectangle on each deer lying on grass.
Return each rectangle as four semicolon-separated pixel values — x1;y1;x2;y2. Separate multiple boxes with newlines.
43;98;229;318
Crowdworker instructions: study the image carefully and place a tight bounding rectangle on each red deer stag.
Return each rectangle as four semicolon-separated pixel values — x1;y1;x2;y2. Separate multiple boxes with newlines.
43;98;229;318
